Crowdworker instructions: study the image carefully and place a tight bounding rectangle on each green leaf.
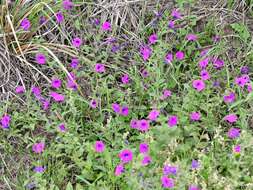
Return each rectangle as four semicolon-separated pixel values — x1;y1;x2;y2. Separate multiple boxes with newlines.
66;182;74;190
231;23;250;42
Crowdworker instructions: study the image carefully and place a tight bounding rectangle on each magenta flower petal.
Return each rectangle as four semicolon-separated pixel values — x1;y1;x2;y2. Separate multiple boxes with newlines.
50;92;65;102
20;18;31;30
147;109;160;121
114;164;124;176
56;11;64;23
139;143;149;154
161;176;174;188
224;114;238;123
102;21;111;31
192;80;205;91
1;114;11;129
94;141;105;153
35;53;46;65
118;149;133;163
175;51;184;60
168;115;178;127
32;142;45;154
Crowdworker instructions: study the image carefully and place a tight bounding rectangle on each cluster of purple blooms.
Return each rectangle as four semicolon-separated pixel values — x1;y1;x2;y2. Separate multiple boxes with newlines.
2;3;252;188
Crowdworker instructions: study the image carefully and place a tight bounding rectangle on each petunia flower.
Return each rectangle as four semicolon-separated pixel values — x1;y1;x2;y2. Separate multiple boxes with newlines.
62;0;73;10
148;33;158;44
161;89;172;100
191;159;200;169
161;176;174;188
130;119;138;129
138;119;150;132
168;115;178;127
33;166;45;173
198;57;209;69
139;143;149;154
192;80;205;91
227;128;240;139
114;164;124;176
190;112;201;121
102;21;111;31
213;58;224;69
94;141;105;153
140;46;152;61
200;70;210;80
171;9;182;19
175;51;184;60
121;74;130;84
32;142;45;154
233;145;241;154
168;20;175;29
223;92;236;103
50;92;65;102
188;185;200;190
224;114;238;123
95;64;105;73
70;58;79;69
35;53;46;65
142;155;152;166
112;103;121;113
51;78;62;89
20;18;31;30
90;99;97;108
163;165;178;176
1;114;11;129
186;34;197;41
118;149;133;163
58;123;67;132
165;53;173;64
15;86;25;94
56;11;64;23
147;109;160;121
120;106;129;116
72;37;82;48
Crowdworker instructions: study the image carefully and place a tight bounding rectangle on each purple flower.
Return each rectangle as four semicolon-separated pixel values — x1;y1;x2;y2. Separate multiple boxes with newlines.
149;33;158;44
118;149;133;163
35;53;46;65
58;123;67;132
191;159;200;169
235;75;249;87
224;114;238;123
20;18;31;30
115;164;124;176
90;99;97;108
147;109;160;121
200;49;209;57
189;185;200;190
121;74;130;84
95;64;105;73
161;89;172;100
42;100;50;110
212;35;221;42
186;34;197;41
161;176;174;188
223;92;236;103
138;119;150;132
247;83;253;93
171;9;182;19
112;103;121;113
192;80;205;91
240;66;249;74
198;57;209;69
32;142;45;154
1;114;11;129
190;112;201;121
51;78;62;89
200;70;210;80
94;141;105;153
168;115;178;127
72;37;82;48
142;155;152;166
15;86;25;94
139;143;149;154
233;145;241;154
213;58;224;69
102;21;111;31
70;58;79;69
62;0;73;10
66;72;77;91
175;51;184;60
141;69;149;78
31;86;41;96
168;20;175;29
140;46;152;61
39;16;46;25
165;53;173;64
50;92;65;102
33;166;45;173
163;165;178;175
227;128;240;139
120;106;129;116
56;11;64;23
130;119;138;129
